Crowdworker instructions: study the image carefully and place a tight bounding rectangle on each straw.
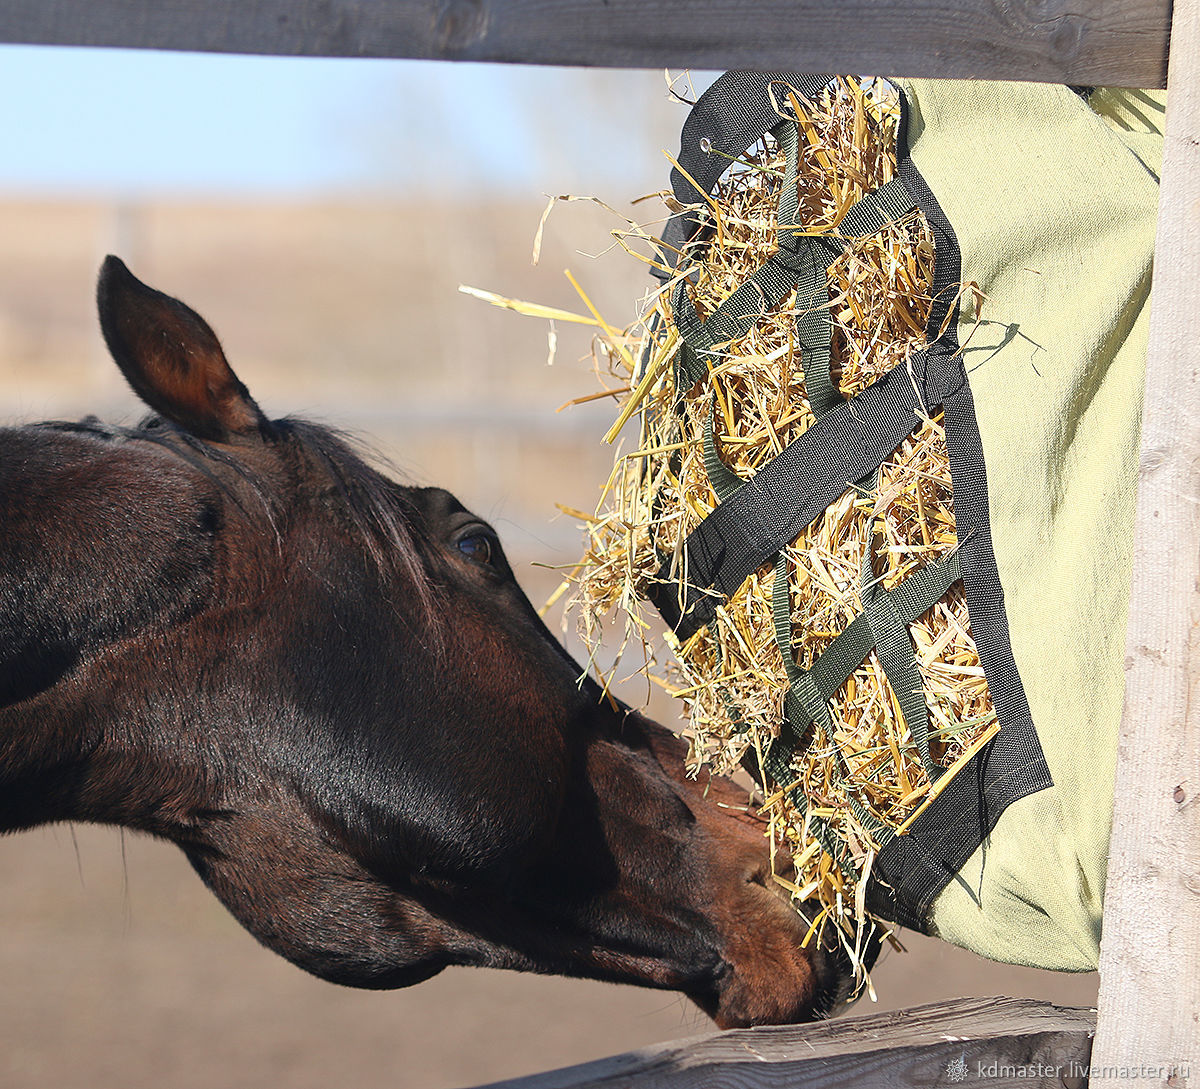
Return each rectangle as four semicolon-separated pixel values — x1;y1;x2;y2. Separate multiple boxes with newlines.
566;77;998;982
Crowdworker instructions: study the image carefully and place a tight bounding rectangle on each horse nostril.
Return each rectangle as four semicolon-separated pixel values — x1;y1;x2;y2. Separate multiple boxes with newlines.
745;865;770;889
743;857;791;898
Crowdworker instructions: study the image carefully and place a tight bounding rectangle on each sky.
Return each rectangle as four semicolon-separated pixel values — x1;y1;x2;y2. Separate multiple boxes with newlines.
0;45;702;197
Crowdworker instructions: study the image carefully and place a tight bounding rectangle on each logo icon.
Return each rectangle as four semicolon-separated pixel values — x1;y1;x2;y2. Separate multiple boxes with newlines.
945;1053;969;1083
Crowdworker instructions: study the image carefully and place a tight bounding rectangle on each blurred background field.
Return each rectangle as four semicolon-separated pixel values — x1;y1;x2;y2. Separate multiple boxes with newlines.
0;48;1096;1089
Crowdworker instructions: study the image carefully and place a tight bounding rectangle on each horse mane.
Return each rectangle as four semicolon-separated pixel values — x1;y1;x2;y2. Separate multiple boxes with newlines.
39;413;443;640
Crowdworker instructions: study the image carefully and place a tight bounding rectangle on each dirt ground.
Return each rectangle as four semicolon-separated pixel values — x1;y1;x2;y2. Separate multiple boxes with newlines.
0;199;1099;1089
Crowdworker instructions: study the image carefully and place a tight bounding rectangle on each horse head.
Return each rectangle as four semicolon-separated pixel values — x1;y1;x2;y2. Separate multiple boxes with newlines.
0;257;855;1028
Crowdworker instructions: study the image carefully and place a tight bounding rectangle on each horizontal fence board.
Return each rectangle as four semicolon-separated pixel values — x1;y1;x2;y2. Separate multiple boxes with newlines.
0;0;1171;87
469;997;1096;1089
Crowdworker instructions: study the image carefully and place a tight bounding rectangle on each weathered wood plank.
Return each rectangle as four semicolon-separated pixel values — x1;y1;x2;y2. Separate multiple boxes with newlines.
0;0;1171;88
1091;0;1200;1079
466;997;1095;1089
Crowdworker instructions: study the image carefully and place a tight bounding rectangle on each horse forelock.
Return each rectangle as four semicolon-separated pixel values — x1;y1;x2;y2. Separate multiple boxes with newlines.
271;417;446;647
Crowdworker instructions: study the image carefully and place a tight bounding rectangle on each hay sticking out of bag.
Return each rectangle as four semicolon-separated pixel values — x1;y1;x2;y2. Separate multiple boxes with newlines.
570;76;997;961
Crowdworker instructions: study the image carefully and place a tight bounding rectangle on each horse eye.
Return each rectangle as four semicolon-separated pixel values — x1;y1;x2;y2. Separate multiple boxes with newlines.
456;532;495;567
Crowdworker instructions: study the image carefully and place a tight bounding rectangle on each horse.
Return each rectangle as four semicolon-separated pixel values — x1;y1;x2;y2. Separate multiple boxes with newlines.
0;256;856;1030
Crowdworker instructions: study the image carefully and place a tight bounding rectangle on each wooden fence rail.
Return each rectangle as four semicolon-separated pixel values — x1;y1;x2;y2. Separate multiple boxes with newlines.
470;998;1096;1089
0;0;1173;88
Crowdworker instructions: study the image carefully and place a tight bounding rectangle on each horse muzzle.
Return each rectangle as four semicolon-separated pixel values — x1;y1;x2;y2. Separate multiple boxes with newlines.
618;710;868;1028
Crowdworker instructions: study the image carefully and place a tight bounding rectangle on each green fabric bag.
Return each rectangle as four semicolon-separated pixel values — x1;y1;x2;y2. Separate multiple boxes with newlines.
906;79;1162;969
647;74;1163;971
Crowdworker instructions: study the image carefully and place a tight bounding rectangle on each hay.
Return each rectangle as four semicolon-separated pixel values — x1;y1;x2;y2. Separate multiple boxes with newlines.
568;77;997;972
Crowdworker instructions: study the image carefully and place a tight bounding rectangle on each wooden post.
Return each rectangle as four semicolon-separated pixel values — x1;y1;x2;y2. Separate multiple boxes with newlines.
1092;0;1200;1079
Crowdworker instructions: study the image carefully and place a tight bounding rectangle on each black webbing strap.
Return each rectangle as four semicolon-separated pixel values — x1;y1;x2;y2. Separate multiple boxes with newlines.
672;240;811;397
773;120;840;419
766;555;891;846
672;120;839;401
784;240;842;418
834;176;914;239
649;352;949;637
703;410;742;500
859;547;944;783
653;71;832;281
763;553;961;788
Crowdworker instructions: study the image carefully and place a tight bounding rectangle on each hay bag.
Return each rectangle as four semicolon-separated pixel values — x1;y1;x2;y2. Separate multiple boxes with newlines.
573;74;1163;972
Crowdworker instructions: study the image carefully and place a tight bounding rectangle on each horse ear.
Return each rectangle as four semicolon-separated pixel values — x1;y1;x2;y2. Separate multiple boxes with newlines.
96;256;266;441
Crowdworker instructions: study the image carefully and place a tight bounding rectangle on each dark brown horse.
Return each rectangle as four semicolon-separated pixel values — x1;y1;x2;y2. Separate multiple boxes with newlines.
0;257;851;1028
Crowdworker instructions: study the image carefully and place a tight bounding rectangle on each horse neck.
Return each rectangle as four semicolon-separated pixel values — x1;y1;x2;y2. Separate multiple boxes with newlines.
0;426;220;835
